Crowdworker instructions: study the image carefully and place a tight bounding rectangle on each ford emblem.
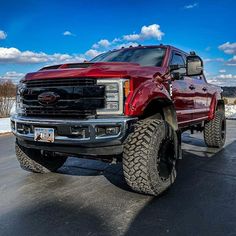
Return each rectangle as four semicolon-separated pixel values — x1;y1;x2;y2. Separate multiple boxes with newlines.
38;92;60;105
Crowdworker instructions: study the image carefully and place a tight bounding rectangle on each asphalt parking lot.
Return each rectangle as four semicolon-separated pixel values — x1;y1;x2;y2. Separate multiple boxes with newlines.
1;120;236;236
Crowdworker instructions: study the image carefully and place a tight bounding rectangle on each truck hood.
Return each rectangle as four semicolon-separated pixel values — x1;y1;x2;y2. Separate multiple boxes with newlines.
24;62;164;81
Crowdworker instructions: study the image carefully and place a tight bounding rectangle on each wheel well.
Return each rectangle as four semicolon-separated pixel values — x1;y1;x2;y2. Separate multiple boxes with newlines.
141;99;165;119
141;99;178;131
216;99;225;113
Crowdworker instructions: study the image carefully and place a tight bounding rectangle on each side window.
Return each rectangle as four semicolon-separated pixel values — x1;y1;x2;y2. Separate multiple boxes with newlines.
170;54;185;66
170;53;186;74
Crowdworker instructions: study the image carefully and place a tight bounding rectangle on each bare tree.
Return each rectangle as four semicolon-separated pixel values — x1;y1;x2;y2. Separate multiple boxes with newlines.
0;80;16;117
223;97;228;105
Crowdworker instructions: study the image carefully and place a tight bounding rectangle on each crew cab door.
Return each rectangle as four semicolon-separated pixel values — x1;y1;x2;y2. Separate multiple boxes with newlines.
169;52;195;126
191;75;209;121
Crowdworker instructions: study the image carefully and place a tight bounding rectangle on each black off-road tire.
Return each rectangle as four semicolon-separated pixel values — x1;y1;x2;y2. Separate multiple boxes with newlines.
123;119;177;196
15;141;67;173
204;111;226;148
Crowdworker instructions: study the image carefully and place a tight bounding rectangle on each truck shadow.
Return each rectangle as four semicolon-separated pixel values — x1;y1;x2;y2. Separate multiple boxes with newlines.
124;140;236;236
56;139;236;235
58;135;235;196
3;138;235;236
182;132;208;147
58;158;132;193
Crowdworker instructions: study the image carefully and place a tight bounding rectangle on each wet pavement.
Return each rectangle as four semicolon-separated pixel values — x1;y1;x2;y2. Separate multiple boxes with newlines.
1;120;236;236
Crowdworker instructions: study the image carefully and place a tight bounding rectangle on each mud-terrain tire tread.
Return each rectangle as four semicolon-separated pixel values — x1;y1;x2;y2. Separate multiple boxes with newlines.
123;119;177;196
204;111;226;148
16;142;67;173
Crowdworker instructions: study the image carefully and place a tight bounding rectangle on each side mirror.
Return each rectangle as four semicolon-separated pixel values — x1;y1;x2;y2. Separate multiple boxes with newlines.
186;55;203;76
169;64;181;71
171;72;181;80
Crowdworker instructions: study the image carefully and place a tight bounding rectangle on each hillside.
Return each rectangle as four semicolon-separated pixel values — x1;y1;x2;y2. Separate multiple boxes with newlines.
222;87;236;98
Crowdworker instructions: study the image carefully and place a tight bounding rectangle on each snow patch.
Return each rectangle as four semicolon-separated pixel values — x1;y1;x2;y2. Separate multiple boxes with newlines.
225;105;236;119
0;118;11;133
0;103;15;134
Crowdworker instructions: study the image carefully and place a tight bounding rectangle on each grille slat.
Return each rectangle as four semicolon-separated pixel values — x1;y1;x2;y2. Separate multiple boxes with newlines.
25;108;96;116
24;78;96;88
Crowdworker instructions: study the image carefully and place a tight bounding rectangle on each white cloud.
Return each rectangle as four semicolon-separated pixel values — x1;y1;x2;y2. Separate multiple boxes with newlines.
112;38;122;43
0;30;7;40
63;31;75;36
207;79;227;86
208;74;236;86
0;23;165;66
113;42;139;49
90;23;164;52
85;49;102;58
123;24;164;41
0;71;24;82
204;70;211;77
204;58;224;63
184;2;198;9
219;69;226;73
226;56;236;66
218;42;236;66
214;74;236;79
123;34;140;41
0;47;86;64
90;40;139;53
92;39;111;49
219;42;236;55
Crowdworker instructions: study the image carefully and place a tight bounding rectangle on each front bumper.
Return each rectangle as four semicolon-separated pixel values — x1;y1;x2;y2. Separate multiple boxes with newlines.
11;114;137;156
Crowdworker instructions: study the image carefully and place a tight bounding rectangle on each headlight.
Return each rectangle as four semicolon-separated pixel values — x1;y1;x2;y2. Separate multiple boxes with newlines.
16;82;25;114
97;79;129;115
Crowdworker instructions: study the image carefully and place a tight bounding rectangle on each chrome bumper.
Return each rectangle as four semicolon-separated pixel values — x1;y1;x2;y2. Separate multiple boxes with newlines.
11;114;137;156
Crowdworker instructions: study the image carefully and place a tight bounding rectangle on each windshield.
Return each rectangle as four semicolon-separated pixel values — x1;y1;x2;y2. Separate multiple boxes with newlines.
90;47;166;67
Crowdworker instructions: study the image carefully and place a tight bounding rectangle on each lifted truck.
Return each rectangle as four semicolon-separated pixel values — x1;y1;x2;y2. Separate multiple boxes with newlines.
11;45;226;196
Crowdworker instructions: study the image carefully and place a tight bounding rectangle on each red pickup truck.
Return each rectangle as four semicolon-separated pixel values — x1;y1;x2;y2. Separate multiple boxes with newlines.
11;45;226;196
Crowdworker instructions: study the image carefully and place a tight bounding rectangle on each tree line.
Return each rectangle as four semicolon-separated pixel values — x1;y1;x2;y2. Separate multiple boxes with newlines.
0;80;16;117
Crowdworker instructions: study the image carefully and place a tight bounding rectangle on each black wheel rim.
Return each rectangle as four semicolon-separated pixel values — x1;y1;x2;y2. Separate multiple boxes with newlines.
157;138;175;180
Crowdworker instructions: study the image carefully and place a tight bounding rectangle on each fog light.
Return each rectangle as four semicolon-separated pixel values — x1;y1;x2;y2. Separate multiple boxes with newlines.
105;127;120;135
17;123;30;134
96;127;106;136
70;126;89;139
96;126;120;137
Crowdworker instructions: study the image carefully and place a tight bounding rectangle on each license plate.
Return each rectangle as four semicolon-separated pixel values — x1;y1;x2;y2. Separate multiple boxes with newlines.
34;127;55;143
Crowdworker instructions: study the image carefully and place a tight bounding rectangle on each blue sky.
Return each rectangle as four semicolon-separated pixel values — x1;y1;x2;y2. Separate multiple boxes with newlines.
0;0;236;85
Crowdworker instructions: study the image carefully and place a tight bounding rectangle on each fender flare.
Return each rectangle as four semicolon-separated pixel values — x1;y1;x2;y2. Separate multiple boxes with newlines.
208;93;225;120
126;83;181;159
208;93;217;120
125;81;178;131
